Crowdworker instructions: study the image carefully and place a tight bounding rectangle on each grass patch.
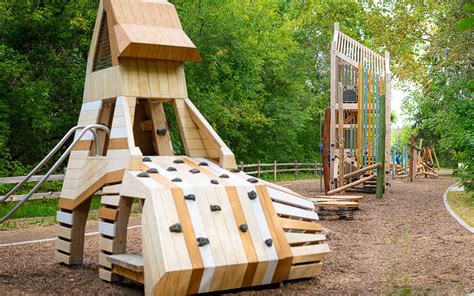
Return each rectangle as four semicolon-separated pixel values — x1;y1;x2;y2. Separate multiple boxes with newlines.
0;196;102;220
250;172;320;182
447;190;474;227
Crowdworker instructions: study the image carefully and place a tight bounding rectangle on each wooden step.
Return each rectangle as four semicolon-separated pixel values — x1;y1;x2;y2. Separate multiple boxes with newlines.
107;254;144;272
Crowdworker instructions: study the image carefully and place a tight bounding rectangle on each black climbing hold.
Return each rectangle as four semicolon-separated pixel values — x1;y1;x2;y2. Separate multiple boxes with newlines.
184;194;196;201
210;179;219;185
167;167;177;172
219;174;229;178
247;178;258;184
189;168;200;174
199;162;209;166
239;224;248;233
265;239;273;247
174;159;184;164
143;157;152;162
230;168;240;173
146;168;159;174
197;237;210;247
169;223;182;233
156;128;167;136
248;191;257;200
137;172;149;178
172;178;182;182
330;144;335;147
210;205;221;212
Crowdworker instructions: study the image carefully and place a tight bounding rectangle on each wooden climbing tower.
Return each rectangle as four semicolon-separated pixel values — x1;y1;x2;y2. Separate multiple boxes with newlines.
324;23;391;195
53;1;329;294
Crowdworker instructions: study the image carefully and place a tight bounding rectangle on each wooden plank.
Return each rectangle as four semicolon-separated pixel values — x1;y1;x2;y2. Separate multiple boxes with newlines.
225;186;259;288
55;238;71;253
279;217;322;232
55;250;72;265
101;195;121;207
312;195;363;201
272;202;318;221
99;268;114;282
99;207;118;221
291;244;330;264
99;252;112;269
99;221;116;237
56;211;74;226
266;187;314;210
169;187;205;294
288;262;323;280
256;186;293;283
285;233;326;245
314;201;359;207
113;265;144;284
148;100;174;156
56;225;72;240
322;108;331;193
99;237;114;253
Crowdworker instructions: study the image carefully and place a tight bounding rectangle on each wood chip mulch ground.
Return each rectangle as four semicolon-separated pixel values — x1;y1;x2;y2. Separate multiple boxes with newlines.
0;176;472;295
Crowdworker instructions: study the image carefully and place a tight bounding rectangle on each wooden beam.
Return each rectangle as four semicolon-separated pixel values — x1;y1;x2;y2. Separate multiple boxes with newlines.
322;108;331;194
326;174;376;195
338;83;344;191
343;162;381;180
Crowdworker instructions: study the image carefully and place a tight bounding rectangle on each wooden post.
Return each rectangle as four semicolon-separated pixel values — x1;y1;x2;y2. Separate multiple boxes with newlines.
409;135;414;182
329;24;338;188
294;160;298;179
375;94;386;199
240;161;244;172
273;161;277;181
257;161;261;178
432;145;440;172
322;108;331;194
338;82;345;190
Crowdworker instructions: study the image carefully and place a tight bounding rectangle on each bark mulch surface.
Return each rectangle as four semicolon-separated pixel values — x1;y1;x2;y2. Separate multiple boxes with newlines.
1;177;472;295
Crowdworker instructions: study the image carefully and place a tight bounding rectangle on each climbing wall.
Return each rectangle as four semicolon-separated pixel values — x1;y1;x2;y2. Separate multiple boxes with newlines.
118;157;329;294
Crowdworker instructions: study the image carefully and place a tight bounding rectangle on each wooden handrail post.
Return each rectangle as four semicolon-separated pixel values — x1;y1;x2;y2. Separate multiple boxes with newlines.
273;161;277;181
240;161;244;172
257;161;261;178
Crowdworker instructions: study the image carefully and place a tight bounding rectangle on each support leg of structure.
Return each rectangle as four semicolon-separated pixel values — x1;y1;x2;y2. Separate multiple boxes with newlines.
55;197;92;266
98;194;133;282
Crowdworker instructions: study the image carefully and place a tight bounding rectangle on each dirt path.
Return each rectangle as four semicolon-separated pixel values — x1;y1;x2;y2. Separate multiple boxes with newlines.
0;177;472;295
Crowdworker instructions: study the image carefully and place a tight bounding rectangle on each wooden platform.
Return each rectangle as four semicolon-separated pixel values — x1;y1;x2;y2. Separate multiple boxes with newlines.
312;195;363;201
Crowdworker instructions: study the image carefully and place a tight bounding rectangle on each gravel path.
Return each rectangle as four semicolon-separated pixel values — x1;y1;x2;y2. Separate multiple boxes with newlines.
0;176;472;295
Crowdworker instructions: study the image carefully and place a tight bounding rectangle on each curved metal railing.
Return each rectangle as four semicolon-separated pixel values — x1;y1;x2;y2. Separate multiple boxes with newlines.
0;124;109;223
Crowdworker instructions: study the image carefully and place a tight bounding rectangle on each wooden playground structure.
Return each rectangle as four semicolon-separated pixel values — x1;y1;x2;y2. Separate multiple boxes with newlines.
322;23;391;200
0;1;329;295
391;136;441;181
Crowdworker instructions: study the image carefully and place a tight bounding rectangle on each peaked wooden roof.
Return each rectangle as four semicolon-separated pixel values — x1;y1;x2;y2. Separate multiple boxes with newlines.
102;0;201;63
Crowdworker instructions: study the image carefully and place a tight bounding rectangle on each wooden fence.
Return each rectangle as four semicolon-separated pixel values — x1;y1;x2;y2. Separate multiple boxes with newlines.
240;161;322;181
0;161;322;202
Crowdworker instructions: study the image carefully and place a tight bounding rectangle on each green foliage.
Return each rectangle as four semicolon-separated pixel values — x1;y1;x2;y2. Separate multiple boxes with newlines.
0;0;470;192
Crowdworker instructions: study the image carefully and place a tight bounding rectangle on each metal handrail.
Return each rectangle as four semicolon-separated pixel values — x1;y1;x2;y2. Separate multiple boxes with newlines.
0;124;109;224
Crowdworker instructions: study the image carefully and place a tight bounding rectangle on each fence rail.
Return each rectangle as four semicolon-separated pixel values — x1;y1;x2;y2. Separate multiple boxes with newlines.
0;160;322;202
240;160;322;181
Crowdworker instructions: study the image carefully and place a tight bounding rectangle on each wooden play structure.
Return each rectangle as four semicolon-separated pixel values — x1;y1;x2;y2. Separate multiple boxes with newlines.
322;23;391;198
0;1;329;295
391;136;441;180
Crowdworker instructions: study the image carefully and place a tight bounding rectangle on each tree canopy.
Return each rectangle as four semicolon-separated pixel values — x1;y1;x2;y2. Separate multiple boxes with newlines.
0;0;472;187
